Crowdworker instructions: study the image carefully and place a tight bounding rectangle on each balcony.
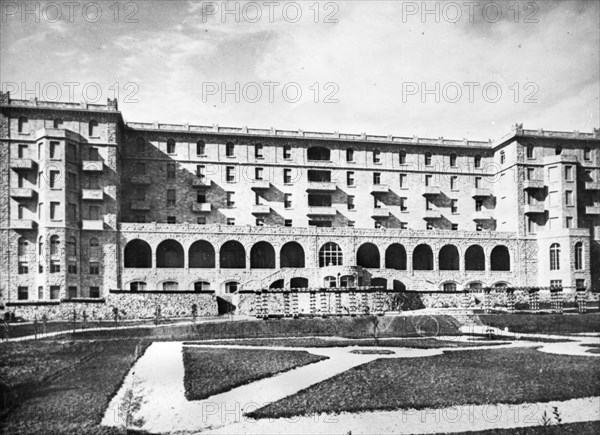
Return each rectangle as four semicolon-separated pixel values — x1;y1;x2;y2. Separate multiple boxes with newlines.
424;209;442;219
371;207;390;218
192;178;211;188
250;180;270;190
131;200;151;211
524;203;545;214
10;159;36;170
523;179;545;190
471;187;492;198
82;160;103;172
472;211;495;221
251;204;270;214
81;220;104;230
10;219;35;230
81;189;103;201
585;205;600;215
370;184;389;194
307;181;336;192
10;188;35;199
585;181;600;190
423;185;441;196
192;203;211;213
307;206;336;216
128;175;151;185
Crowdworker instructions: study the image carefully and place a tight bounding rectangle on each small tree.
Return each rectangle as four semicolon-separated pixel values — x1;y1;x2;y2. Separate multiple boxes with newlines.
113;307;119;328
42;313;48;335
154;305;162;326
191;304;198;324
82;310;88;329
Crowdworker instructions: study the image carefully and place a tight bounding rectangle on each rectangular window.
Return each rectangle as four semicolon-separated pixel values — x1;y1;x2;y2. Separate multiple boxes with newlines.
374;197;382;209
451;199;458;214
284;193;292;209
548;191;558;206
167;141;175;154
475;199;483;212
226;142;235;157
347;220;355;227
67;143;76;161
400;197;407;212
227;218;235;226
49;170;59;188
426;222;433;230
88;173;99;189
197;216;206;225
255;192;261;205
309;220;332;228
89;286;100;298
283;169;292;184
283;145;291;159
38;286;44;299
50;202;60;220
50;260;60;273
135;215;146;223
256;218;264;226
68;286;77;299
399;173;407;188
197;192;206;203
89;262;100;275
18;144;28;158
255;167;263;180
399;151;406;164
373;172;381;185
565;216;573;228
167;216;176;224
548;166;558;181
18;286;28;300
50;286;60;300
226;192;235;207
576;279;585;290
426;198;432;210
68;203;76;221
284;219;292;227
166;189;176;206
17;173;25;188
196;165;205;179
307;170;331;182
526;146;534;158
89;147;99;160
255;144;263;159
136;188;146;201
136;162;145;175
50;141;60;159
400;222;408;229
308;193;332;207
67;172;77;190
565;191;573;206
452;224;458;231
475;177;482;188
476;224;483;232
374;221;383;229
425;174;432;186
89;205;100;220
565;166;573;181
347;195;355;210
226;166;235;182
68;263;77;274
550;280;562;289
373;150;381;164
18;262;28;274
347;171;355;186
548;217;558;230
196;141;205;155
526;168;534;180
167;163;176;179
18;204;24;219
450;176;458;190
528;217;537;234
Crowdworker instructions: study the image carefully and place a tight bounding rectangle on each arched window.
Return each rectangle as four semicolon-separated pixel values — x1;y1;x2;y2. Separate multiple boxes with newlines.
469;282;483;291
280;242;305;268
307;147;330;161
194;281;211;292
413;244;433;270
18;116;28;134
491;245;510;271
425;152;432;166
450;153;457;167
399;150;406;164
443;282;457;291
225;281;239;293
89;238;100;258
319;242;343;267
136;137;145;153
50;235;60;255
18;237;28;257
385;244;407;270
189;240;215;268
156;240;184;268
474;154;481;168
53;118;63;129
340;275;354;287
130;281;147;291
162;281;179;291
324;276;336;287
371;277;387;289
124;239;152;268
167;139;176;154
574;242;583;270
373;149;381;164
356;243;380;268
268;279;284;289
290;277;309;288
439;245;459;270
88;120;98;137
250;242;275;269
196;140;205;155
465;245;485;271
220;241;246;269
393;280;406;291
67;237;77;258
346;148;354;162
550;243;560;270
500;151;505;164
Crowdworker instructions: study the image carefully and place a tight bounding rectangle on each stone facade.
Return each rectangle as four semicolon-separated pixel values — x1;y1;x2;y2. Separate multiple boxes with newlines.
1;92;598;320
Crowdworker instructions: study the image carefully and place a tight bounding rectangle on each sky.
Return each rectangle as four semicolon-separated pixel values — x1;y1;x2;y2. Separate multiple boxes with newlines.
1;0;599;141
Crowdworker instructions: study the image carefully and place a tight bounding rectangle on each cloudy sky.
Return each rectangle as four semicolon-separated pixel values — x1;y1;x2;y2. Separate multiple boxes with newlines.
1;0;598;140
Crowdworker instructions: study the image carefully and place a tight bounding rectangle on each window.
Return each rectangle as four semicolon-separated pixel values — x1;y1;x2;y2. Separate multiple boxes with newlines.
89;205;100;220
50;235;60;255
166;189;176;206
68;286;77;299
450;153;457;167
425;152;432;166
399;150;406;164
51;260;60;273
450;175;458;190
399;173;407;188
500;151;505;164
575;279;585;290
226;142;235;157
167;139;176;154
226;166;235;182
255;143;263;158
87;173;99;189
226;192;235;207
49;170;59;188
565;166;573;181
526;168;534;180
89;238;100;258
227;218;235;226
475;199;483;212
574;242;583;270
374;197;381;209
197;216;206;225
196;165;205;180
425;198;432;210
452;224;458;231
373;149;381;164
18;287;28;300
67;143;76;161
548;166;558;181
346;148;354;162
443;282;457;292
527;217;537;234
17;204;24;219
255;167;263;180
90;286;100;298
283;169;292;184
347;171;355;186
400;222;408;229
196;140;205;155
50;286;60;299
167;163;176;179
555;146;562;155
319;242;343;267
451;199;458;214
347;220;355;227
18;237;28;260
550;280;562;289
196;192;206;203
38;286;44;299
136;137;145;153
347;196;355;210
284;194;292;209
526;146;534;159
400;197;407;212
474;154;481;168
373;172;381;185
308;193;332;207
53;118;63;129
307;170;331;182
550;243;560;270
88;120;98;137
565;216;573;228
67;172;77;190
18;262;28;274
136;162;145;175
18;116;28;134
163;281;179;291
135;215;146;223
283;145;291;159
425;174;432;186
89;262;100;275
136;188;146;201
584;147;591;160
476;224;483;232
426;222;434;230
18;144;28;158
256;218;264;226
225;282;239;293
565;191;573;206
67;237;76;258
324;276;336;288
167;216;176;224
284;219;292;227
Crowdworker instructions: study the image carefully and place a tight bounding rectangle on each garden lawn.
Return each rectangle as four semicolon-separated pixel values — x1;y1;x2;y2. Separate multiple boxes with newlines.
182;347;327;400
479;313;600;335
247;347;600;419
0;339;148;435
458;420;600;434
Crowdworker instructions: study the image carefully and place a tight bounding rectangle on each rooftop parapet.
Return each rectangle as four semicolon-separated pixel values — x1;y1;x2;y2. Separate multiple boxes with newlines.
0;91;119;112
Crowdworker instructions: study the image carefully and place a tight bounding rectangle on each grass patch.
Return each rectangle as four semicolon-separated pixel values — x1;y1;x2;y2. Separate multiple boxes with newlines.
0;339;148;434
480;313;600;335
247;347;600;419
349;349;395;355
182;347;327;400
460;420;600;434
